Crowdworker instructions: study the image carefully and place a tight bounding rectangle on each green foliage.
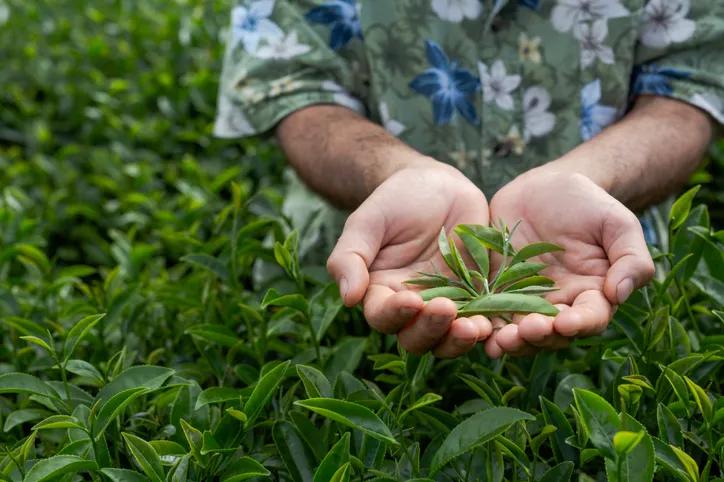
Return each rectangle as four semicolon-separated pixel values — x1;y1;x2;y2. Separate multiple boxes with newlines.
1;1;724;481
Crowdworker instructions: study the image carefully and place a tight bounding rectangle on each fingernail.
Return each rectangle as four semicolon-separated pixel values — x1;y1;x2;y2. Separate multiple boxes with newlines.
400;306;419;318
339;277;348;301
617;278;634;304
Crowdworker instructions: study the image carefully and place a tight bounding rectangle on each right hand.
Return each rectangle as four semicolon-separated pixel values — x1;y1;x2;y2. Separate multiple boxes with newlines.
326;160;493;359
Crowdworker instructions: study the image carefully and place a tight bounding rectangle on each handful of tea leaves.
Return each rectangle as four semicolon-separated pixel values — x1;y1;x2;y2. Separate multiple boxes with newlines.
404;220;564;319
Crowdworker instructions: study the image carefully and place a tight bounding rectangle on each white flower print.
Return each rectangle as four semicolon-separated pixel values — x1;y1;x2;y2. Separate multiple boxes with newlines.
254;31;311;60
478;60;521;111
523;87;556;140
380;102;405;136
551;0;629;32
690;92;724;125
574;19;615;68
269;76;303;97
214;94;255;138
639;0;696;49
321;81;365;113
431;0;482;23
231;0;284;53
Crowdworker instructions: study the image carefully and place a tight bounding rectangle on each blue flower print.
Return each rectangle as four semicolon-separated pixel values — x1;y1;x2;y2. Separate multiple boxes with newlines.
631;64;692;96
518;0;541;10
580;79;618;141
639;213;659;246
231;0;284;53
305;0;362;51
409;40;481;126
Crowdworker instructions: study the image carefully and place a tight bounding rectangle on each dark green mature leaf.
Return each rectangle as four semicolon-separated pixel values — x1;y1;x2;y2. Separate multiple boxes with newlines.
63;313;105;362
273;419;317;482
684;376;713;424
400;393;443;420
314;432;350;482
0;373;62;400
457;231;490;278
419;287;473;301
23;455;98;482
3;409;51;432
573;389;620;460
180;419;207;468
92;387;147;439
294;398;398;446
430;407;535;475
459;293;559;317
457;224;505;253
297;365;332;399
181;254;231;282
221;457;272;482
122;432;165;482
194;387;245;410
95;366;174;406
540;397;576;464
669;185;700;230
262;288;309;314
554;374;595;411
502;276;556;292
657;403;684;447
148;440;186;466
64;359;104;382
495;262;548;287
244;360;290;428
33;415;85;431
185;324;242;348
100;468;150;482
539;461;574;482
653;438;697;482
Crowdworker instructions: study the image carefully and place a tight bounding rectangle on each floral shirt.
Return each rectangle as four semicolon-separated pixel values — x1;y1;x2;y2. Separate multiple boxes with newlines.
213;0;724;272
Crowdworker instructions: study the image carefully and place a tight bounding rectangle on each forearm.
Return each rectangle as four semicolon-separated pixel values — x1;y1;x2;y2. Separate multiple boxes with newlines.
546;95;715;212
275;105;440;210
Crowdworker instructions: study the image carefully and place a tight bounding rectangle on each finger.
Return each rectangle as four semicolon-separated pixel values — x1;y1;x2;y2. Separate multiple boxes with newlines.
601;209;656;306
432;317;490;359
362;286;424;334
517;312;573;350
326;205;386;307
397;297;457;356
553;290;613;337
493;324;541;357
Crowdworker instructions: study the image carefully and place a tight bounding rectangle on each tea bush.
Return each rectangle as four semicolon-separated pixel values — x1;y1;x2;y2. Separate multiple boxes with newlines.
2;1;724;481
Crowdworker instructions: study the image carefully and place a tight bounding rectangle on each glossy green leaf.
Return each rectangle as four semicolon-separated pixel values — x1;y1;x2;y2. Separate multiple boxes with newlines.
540;396;576;464
495;261;548;287
313;432;350;482
297;365;332;399
669;185;700;230
180;419;207;467
63;313;105;362
273;419;317;482
573;388;620;460
92;387;146;439
244;360;290;428
457;230;490;279
329;463;351;482
100;468;150;482
613;431;645;456
456;224;505;253
122;432;165;482
458;293;559;317
95;365;174;406
23;455;98;482
400;393;443;421
3;408;51;432
511;242;564;265
64;359;104;382
20;335;54;353
653;438;697;482
419;286;473;301
657;403;683;447
194;387;245;410
294;398;398;446
430;407;535;475
684;376;713;424
437;227;456;274
184;324;241;348
0;372;61;400
221;457;272;482
148;440;186;466
538;461;574;482
32;415;85;431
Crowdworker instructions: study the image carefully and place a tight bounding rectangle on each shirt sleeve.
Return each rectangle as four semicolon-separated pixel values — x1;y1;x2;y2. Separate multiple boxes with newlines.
213;0;367;139
631;0;724;127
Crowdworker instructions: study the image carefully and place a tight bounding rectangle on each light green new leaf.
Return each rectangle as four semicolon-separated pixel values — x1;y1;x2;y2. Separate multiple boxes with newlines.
573;388;621;460
221;457;271;482
459;293;559;317
400;393;443;421
64;359;104;382
613;431;645;456
313;432;350;482
669;185;700;231
294;398;398;446
23;455;98;482
604;415;654;482
329;463;351;482
297;365;332;399
653;437;697;482
180;419;207;468
92;387;147;439
430;407;535;475
511;242;564;265
100;468;150;482
272;419;317;482
538;461;574;482
684;376;713;424
194;387;245;410
95;365;174;406
244;360;290;428
449;234;473;288
437;227;456;274
122;432;165;482
20;336;54;354
32;415;85;431
457;230;490;279
495;262;548;288
0;372;61;400
456;224;505;253
63;313;105;362
419;287;473;301
261;288;309;314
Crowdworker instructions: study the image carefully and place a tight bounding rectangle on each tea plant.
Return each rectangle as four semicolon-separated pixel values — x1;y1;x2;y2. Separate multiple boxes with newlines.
2;1;724;481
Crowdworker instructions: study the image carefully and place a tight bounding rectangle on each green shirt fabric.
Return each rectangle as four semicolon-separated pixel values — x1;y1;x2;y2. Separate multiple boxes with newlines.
213;0;724;275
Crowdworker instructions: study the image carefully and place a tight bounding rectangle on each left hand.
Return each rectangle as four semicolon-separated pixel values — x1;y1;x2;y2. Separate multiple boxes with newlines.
482;167;656;359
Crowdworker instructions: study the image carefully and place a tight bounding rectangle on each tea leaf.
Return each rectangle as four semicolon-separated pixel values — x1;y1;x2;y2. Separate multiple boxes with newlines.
684;376;713;424
221;457;272;482
23;455;98;482
449;234;474;289
437;227;457;274
296;365;332;399
402;276;449;288
294;398;398;446
95;366;174;406
181;253;231;283
0;372;62;400
653;437;697;482
313;432;350;482
502;276;556;292
244;360;290;428
459;293;559;317
657;403;684;447
399;393;443;421
3;408;51;432
419;287;473;301
64;359;104;382
20;336;54;354
457;230;490;279
540;396;576;464
63;313;105;362
538;461;574;482
613;431;645;456
456;224;505;253
604;415;654;482
511;242;564;265
669;185;700;231
122;432;165;482
100;468;150;482
194;387;245;410
32;415;85;431
573;388;620;460
494;262;548;288
272;419;317;482
180;419;207;468
430;407;535;475
93;387;147;439
185;324;242;348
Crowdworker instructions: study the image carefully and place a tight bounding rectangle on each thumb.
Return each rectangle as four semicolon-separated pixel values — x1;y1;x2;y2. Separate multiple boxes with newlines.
602;209;656;306
326;203;386;307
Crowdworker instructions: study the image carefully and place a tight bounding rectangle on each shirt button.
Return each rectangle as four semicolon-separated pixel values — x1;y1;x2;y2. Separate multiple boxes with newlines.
491;15;506;32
